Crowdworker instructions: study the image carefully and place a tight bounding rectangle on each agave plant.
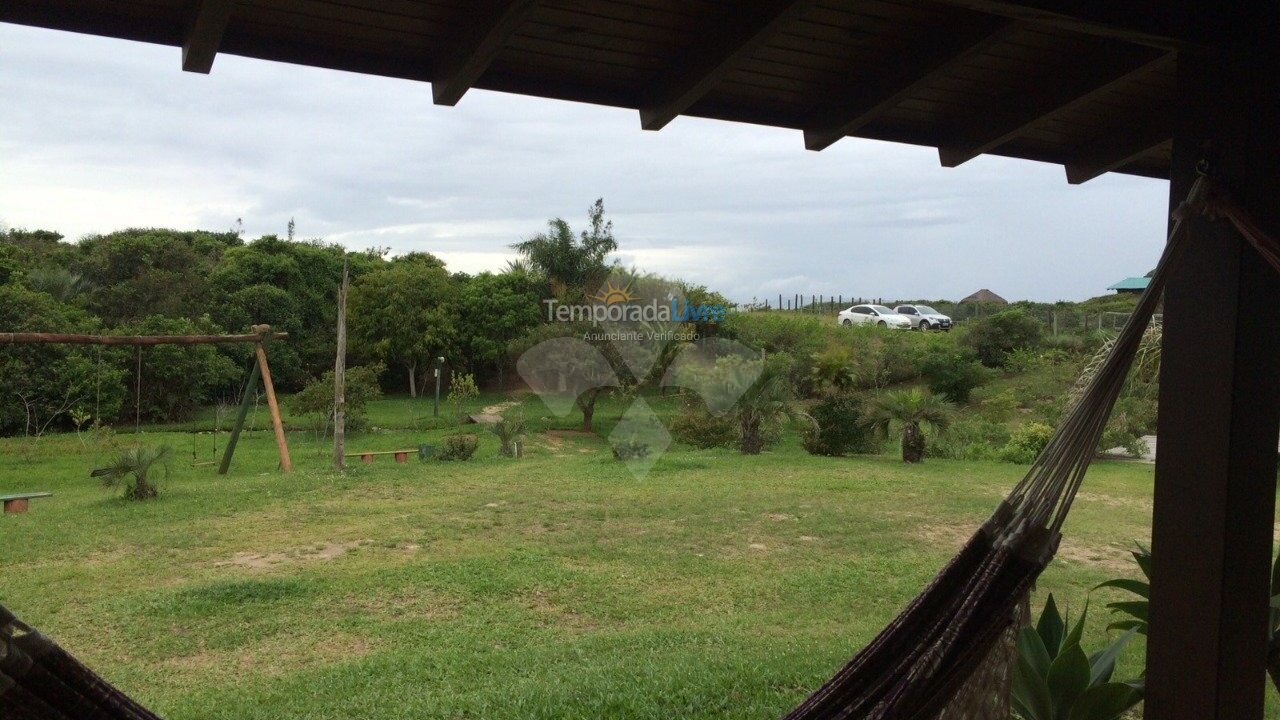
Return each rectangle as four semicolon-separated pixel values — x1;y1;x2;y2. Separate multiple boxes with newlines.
864;388;951;463
91;444;171;500
1012;594;1142;720
1097;542;1280;693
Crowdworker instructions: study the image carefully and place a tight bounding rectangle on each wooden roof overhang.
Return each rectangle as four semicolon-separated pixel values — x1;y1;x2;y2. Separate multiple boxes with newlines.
0;0;1202;184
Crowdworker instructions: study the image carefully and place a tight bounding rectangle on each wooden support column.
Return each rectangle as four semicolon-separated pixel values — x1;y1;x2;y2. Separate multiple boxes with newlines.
254;338;293;473
1146;4;1280;718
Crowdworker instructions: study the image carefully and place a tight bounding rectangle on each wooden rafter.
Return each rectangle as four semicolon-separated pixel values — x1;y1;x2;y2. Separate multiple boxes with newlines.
1065;117;1171;184
938;49;1172;168
804;16;1018;152
432;0;539;106
639;0;817;131
182;0;232;74
930;0;1187;50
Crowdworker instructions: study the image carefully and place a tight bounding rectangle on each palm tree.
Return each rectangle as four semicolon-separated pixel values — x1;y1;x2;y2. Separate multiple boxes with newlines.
735;368;811;454
510;198;617;297
810;346;858;396
865;388;951;463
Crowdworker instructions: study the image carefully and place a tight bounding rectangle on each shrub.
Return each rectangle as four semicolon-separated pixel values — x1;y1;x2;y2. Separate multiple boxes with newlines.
921;348;989;403
963;309;1045;368
802;393;878;456
489;411;526;458
289;364;384;436
611;439;649;461
671;399;739;449
999;421;1055;464
437;433;478;461
92;444;171;500
926;418;1010;460
448;372;479;424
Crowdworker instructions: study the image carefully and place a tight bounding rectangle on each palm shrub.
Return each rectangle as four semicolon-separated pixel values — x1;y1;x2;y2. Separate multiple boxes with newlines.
92;444;171;500
1012;595;1143;720
865;388;951;463
809;346;858;397
735;368;810;455
489;411;526;458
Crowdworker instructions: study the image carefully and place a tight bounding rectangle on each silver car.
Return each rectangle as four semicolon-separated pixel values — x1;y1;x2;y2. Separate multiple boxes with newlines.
894;304;952;331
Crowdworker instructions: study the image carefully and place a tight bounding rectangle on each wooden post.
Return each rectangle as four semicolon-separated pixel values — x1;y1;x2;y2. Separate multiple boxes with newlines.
218;355;261;475
333;263;349;470
1146;8;1280;719
254;336;293;473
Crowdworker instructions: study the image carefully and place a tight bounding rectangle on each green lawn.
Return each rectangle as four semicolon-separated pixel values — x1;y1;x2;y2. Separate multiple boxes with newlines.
0;394;1259;718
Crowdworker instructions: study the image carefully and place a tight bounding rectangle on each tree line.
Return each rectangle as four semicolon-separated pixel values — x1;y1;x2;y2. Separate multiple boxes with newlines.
1;200;718;435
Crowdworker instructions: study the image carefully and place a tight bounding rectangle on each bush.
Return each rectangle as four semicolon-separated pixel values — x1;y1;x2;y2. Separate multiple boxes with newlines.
671;400;739;449
448;372;479;424
963;309;1045;368
926;418;1010;460
921;348;989;403
611;439;649;460
999;422;1055;464
289;364;384;436
802;393;878;456
436;433;478;461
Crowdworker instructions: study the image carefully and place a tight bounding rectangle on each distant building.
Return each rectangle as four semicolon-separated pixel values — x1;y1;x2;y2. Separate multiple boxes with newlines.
960;289;1008;304
1107;277;1151;294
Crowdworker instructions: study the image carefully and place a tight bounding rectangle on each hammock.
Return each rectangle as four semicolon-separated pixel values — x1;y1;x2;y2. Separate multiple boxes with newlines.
2;177;1276;720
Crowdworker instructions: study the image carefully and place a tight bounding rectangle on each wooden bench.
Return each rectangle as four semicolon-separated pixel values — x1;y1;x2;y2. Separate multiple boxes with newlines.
344;450;416;464
2;492;52;514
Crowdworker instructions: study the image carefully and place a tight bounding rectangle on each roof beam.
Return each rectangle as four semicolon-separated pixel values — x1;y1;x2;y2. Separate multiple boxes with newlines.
182;0;233;74
639;0;817;131
938;49;1172;168
928;0;1188;50
1065;117;1171;184
432;0;539;106
804;17;1017;152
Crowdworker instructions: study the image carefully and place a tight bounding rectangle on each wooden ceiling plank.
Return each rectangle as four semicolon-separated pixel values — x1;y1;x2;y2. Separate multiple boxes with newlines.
638;0;819;131
182;0;233;73
1064;118;1171;183
433;0;540;106
939;48;1171;167
804;16;1017;151
928;0;1189;50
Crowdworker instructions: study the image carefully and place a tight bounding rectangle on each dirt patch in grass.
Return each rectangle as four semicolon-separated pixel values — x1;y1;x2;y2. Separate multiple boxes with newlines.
1053;540;1135;574
162;630;377;677
913;523;976;550
1075;492;1152;512
214;540;370;570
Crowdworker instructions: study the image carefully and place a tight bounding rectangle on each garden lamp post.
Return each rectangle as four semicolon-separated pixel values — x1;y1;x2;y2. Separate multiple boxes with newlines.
433;356;445;417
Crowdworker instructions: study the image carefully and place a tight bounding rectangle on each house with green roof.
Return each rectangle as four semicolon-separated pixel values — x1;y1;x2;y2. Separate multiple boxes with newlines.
1107;276;1150;294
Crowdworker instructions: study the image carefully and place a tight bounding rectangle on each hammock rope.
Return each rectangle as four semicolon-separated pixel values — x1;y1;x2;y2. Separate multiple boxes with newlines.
2;176;1277;720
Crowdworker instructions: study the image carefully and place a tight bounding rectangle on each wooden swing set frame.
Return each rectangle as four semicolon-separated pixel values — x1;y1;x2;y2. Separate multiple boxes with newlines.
2;324;293;474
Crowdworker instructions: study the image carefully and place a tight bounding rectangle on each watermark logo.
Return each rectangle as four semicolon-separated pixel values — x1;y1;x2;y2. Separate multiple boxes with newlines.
518;273;759;479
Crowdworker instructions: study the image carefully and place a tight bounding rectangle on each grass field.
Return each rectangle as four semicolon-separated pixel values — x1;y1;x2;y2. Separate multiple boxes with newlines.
0;392;1260;718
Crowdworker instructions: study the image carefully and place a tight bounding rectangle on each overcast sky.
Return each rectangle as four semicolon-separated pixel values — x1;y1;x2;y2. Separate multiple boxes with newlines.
1;23;1170;303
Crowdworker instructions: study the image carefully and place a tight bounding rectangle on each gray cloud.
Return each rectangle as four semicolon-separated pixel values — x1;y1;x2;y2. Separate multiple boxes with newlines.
0;24;1169;302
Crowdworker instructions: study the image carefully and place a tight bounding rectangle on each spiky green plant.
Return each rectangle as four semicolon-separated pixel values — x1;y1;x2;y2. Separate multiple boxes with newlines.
489;411;526;458
734;368;810;455
91;444;171;500
809;346;858;396
864;388;952;463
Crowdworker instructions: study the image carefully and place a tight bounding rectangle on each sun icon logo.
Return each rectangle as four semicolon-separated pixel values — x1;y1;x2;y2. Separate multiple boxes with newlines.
591;279;637;305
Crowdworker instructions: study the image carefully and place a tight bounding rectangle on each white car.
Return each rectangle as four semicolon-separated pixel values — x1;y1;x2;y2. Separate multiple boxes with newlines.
894;304;953;331
837;304;912;329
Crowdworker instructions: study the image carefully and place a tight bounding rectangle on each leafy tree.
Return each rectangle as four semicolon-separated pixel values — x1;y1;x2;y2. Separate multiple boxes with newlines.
512;322;619;432
511;198;617;297
457;270;543;385
0;285;125;435
116;315;242;422
289;364;384;436
865;388;952;463
348;259;458;396
963;308;1046;368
